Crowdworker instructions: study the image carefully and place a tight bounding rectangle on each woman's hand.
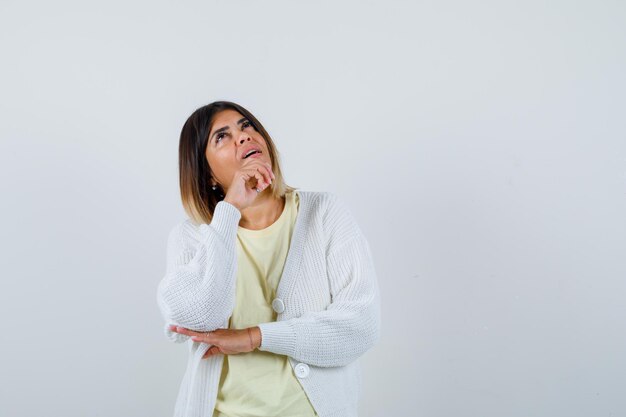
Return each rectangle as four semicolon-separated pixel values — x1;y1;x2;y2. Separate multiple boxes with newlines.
223;159;275;211
169;325;262;359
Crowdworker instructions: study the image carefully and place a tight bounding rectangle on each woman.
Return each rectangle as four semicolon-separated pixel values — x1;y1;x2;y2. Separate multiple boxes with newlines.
156;100;381;417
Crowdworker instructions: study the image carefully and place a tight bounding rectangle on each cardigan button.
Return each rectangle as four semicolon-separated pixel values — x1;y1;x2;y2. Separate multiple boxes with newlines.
272;298;285;313
294;363;310;378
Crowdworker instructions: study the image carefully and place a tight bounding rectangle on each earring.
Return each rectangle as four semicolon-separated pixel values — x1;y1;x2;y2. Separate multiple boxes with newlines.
211;184;217;190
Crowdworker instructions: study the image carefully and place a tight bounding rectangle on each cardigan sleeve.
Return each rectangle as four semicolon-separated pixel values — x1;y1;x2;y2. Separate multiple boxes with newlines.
156;201;242;343
257;208;381;367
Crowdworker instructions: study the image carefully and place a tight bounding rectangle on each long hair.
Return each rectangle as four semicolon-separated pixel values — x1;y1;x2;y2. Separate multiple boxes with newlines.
178;100;297;225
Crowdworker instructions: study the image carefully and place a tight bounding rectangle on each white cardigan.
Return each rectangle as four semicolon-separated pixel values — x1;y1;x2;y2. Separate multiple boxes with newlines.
156;190;381;417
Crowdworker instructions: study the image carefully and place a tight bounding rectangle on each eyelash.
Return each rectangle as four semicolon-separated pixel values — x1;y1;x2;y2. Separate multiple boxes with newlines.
216;120;252;143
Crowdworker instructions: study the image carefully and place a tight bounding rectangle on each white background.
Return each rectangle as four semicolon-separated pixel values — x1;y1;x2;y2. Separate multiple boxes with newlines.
1;0;625;416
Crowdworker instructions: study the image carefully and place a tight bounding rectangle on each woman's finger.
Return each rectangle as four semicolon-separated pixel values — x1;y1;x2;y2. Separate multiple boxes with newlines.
243;160;273;189
266;162;275;180
250;162;273;187
191;335;204;342
202;345;221;359
254;169;269;190
170;325;188;334
174;326;208;338
243;167;269;190
259;163;274;185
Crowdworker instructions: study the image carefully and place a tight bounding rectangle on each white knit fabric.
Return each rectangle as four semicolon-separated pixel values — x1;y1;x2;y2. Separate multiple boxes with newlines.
156;190;381;417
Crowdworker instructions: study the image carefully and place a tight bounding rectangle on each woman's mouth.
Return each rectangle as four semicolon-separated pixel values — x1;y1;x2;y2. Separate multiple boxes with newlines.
243;150;262;159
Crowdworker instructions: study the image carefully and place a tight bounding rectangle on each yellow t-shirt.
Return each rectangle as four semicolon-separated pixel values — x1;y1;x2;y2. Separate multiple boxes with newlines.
212;190;318;417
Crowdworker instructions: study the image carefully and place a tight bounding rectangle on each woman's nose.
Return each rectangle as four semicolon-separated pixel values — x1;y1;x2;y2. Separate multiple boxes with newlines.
238;135;251;144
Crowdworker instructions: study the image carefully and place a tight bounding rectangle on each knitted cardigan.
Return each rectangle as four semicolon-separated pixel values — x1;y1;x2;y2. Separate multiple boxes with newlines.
156;190;381;417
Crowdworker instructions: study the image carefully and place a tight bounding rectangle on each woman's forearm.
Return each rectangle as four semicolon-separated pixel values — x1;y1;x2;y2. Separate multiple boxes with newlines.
157;201;242;338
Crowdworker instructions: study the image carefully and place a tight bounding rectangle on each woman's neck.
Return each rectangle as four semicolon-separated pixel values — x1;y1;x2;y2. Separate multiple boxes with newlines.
238;192;286;230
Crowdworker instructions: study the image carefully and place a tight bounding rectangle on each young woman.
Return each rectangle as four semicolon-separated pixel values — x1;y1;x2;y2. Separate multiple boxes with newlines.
156;100;381;417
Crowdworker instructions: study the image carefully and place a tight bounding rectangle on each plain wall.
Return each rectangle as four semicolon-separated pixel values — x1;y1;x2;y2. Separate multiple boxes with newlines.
1;0;625;416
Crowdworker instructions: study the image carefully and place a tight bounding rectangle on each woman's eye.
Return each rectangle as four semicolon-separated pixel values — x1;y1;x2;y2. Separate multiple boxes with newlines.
215;121;251;144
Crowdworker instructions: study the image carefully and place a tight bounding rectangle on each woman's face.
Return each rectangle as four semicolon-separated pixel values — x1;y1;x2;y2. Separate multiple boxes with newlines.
205;109;271;191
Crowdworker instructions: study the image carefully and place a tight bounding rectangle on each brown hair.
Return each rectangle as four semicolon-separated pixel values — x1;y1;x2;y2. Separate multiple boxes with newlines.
178;100;297;225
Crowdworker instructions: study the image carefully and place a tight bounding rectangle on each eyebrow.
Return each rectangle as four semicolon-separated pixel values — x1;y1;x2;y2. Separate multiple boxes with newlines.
210;117;248;143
